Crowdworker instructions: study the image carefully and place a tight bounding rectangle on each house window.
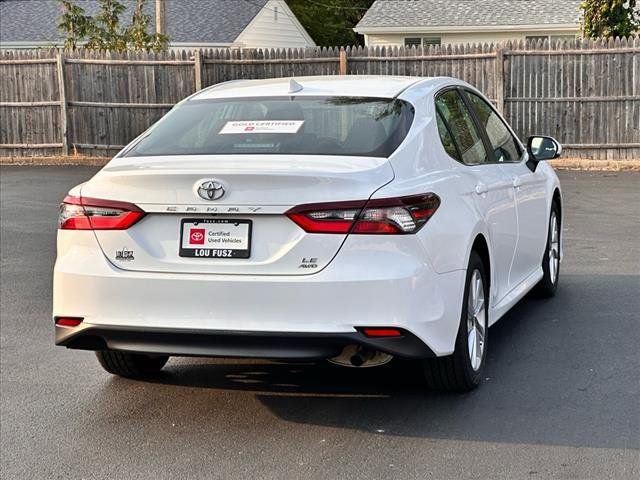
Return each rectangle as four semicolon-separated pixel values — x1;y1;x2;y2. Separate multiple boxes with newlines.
422;37;441;46
525;35;548;44
550;34;576;44
526;34;577;45
404;37;422;47
404;36;441;47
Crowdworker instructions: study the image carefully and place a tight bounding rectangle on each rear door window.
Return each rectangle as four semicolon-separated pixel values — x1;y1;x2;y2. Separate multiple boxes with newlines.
435;110;460;161
435;90;489;165
466;91;523;163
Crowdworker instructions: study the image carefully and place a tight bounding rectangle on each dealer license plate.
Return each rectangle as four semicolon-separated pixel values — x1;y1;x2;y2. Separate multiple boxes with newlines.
179;219;252;258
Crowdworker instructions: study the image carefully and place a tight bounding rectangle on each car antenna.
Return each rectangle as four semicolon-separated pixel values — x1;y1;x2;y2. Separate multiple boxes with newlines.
288;79;303;94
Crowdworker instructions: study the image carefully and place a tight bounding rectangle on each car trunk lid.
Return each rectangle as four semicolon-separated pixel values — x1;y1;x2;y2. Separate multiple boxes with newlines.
82;155;394;275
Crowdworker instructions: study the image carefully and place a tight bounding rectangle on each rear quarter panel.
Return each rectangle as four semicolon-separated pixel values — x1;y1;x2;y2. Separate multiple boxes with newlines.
376;80;491;276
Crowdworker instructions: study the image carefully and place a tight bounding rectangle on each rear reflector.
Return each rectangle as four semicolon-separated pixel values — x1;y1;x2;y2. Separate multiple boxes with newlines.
286;194;440;234
59;196;145;230
55;317;84;327
361;328;403;338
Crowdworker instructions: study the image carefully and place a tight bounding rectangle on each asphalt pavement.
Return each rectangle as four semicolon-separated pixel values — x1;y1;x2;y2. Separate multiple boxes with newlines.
1;167;639;480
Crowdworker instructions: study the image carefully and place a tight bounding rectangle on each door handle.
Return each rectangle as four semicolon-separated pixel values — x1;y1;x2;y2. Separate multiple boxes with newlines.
512;177;523;188
475;183;489;195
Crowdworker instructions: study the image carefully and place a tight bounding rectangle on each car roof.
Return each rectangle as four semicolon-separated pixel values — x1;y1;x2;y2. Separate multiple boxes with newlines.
191;75;457;100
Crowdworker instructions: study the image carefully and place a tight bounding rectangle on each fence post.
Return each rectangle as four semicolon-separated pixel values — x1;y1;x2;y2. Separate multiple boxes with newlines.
494;45;505;115
339;49;348;75
55;51;69;156
194;49;203;91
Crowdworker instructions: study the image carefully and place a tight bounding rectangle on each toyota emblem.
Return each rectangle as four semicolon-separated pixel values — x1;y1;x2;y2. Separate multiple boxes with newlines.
196;180;225;201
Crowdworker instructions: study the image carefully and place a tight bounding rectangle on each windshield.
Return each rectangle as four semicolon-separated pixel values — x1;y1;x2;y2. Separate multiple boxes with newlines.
125;96;415;158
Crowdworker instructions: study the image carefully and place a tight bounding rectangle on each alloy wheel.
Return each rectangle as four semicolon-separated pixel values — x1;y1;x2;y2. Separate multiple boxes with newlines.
549;212;560;284
467;269;486;371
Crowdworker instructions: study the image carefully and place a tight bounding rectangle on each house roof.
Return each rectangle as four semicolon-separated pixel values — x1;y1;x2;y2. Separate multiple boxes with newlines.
355;0;582;31
0;0;269;46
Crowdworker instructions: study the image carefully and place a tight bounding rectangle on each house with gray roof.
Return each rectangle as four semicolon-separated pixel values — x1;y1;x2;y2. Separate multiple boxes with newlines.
354;0;582;47
0;0;315;49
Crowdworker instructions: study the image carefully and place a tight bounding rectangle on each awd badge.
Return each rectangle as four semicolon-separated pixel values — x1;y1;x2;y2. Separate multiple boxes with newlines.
115;247;135;261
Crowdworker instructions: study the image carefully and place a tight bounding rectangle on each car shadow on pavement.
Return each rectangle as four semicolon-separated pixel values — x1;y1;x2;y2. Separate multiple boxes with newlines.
135;273;638;450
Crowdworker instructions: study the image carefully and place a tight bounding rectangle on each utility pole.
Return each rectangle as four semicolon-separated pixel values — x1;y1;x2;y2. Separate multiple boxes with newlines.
155;0;166;35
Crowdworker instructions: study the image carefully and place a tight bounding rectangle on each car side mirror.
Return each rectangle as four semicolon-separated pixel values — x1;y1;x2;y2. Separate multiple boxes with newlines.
526;136;562;172
527;136;562;161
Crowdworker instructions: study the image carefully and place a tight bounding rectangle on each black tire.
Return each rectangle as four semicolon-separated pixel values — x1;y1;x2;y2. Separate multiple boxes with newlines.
423;251;488;392
96;350;169;379
535;201;561;298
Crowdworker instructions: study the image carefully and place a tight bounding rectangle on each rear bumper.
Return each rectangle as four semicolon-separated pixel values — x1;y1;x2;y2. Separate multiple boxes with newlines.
53;232;467;357
55;324;435;359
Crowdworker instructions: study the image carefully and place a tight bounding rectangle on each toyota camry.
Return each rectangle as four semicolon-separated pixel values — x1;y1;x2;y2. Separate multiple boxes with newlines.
54;76;562;391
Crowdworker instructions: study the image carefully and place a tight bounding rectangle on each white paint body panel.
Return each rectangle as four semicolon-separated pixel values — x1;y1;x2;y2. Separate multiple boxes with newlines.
53;75;562;357
82;155;394;275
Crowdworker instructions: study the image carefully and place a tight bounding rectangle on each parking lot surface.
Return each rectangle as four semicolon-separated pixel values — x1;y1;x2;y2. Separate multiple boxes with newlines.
1;167;638;479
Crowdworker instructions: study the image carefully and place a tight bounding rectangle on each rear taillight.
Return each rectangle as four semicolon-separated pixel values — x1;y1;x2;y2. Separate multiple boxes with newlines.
286;194;440;234
58;196;145;230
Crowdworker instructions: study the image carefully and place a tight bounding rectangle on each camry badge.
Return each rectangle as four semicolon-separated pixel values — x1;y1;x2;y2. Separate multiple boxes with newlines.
197;180;225;201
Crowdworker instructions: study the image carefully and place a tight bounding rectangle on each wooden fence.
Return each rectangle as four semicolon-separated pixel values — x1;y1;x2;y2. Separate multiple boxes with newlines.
1;37;639;160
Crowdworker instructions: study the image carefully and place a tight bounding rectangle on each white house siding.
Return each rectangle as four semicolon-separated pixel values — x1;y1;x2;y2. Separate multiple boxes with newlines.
234;0;315;48
365;29;579;46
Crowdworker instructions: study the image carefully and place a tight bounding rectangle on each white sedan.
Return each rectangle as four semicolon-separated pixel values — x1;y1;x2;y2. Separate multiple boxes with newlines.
54;76;562;391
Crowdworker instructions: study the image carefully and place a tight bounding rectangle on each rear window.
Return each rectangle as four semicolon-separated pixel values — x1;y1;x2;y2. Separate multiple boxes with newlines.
125;96;414;158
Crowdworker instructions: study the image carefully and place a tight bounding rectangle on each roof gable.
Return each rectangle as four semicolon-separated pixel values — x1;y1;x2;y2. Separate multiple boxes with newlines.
355;0;582;30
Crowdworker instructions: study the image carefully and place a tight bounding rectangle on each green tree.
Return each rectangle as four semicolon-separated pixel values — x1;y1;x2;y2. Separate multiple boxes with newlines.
85;0;127;51
58;0;168;52
581;0;639;38
286;0;375;46
58;0;93;50
126;0;169;52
